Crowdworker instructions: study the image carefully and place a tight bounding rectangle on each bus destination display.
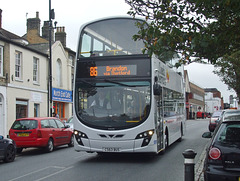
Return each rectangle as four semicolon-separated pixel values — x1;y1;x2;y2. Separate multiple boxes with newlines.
90;65;137;77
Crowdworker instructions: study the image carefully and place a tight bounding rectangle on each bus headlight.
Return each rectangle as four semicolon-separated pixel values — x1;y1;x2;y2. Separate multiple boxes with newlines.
135;129;154;147
74;130;88;146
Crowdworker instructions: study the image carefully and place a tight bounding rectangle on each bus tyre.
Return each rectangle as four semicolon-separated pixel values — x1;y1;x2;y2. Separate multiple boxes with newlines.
177;125;183;142
159;132;169;155
45;138;54;152
165;132;169;149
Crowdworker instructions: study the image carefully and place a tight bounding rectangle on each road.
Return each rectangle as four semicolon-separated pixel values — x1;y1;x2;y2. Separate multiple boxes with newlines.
0;119;210;181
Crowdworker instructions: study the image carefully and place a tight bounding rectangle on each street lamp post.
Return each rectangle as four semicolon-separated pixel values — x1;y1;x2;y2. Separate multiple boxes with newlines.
49;0;55;117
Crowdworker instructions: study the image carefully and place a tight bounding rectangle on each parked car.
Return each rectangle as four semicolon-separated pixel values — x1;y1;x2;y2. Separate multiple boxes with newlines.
202;113;240;181
9;117;74;153
65;116;73;130
208;110;223;132
0;135;16;163
219;109;240;123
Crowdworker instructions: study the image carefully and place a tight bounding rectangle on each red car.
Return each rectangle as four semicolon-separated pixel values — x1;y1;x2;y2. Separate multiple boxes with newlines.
9;117;74;153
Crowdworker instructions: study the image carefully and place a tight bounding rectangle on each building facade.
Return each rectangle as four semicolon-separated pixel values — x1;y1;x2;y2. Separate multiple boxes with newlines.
184;70;191;119
188;82;205;119
205;88;224;114
0;29;49;136
0;10;75;136
24;12;75;121
205;92;222;114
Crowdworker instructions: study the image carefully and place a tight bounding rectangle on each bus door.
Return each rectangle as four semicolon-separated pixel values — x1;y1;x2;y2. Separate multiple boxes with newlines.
157;90;164;151
154;80;164;152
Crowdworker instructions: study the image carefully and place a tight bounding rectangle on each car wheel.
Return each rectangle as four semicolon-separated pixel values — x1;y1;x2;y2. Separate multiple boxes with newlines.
45;138;54;152
68;135;74;147
16;148;23;154
4;144;16;163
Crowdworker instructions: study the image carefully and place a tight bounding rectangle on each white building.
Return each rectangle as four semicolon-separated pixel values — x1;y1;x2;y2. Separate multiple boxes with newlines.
0;10;75;136
205;92;222;114
0;30;49;136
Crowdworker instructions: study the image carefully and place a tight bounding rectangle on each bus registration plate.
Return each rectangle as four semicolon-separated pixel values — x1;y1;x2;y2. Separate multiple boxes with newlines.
102;147;120;152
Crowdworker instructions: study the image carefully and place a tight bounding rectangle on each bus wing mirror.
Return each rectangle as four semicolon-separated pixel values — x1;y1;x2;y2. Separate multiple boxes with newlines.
153;83;162;95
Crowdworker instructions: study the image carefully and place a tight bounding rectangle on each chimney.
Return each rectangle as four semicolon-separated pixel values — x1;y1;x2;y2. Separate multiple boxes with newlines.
42;21;49;39
27;11;41;35
55;27;66;47
0;9;2;29
42;20;55;43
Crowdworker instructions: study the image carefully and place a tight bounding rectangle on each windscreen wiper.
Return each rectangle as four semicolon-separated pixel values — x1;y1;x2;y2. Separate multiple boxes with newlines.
77;79;111;87
104;79;136;87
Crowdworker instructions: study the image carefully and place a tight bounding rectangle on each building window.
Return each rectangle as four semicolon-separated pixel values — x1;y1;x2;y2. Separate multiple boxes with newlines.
34;103;39;117
0;46;3;77
16;99;28;119
56;59;62;87
69;55;74;66
15;51;22;79
33;57;39;83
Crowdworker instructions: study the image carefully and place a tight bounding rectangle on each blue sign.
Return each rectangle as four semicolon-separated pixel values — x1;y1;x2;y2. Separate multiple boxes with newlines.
52;88;72;102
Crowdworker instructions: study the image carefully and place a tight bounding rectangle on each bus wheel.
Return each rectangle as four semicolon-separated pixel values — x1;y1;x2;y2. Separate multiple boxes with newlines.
165;132;169;148
177;125;183;142
158;133;168;155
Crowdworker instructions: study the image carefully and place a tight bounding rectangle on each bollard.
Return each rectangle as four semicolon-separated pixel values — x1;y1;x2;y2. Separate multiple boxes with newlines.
182;149;197;181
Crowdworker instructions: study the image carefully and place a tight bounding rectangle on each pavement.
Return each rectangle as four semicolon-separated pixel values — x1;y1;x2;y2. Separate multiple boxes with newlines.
194;144;207;181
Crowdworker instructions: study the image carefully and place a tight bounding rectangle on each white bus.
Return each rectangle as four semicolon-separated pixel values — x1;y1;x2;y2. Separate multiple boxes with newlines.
73;17;186;154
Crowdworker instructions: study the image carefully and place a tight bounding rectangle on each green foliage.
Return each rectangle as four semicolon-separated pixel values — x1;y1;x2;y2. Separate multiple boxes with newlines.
214;51;240;98
126;0;240;99
126;0;240;64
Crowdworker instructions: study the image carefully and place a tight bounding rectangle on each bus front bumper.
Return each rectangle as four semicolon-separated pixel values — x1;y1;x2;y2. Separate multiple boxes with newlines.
74;138;157;153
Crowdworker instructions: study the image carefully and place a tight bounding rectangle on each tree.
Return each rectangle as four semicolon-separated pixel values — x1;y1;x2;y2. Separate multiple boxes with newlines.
213;51;240;99
125;0;240;64
125;0;240;99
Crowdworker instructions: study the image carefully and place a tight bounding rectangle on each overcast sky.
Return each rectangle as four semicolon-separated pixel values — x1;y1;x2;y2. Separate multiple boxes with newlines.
1;0;236;103
1;0;130;50
184;63;236;103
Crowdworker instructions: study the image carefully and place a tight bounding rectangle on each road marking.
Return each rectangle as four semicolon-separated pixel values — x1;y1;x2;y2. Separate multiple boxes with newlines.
35;166;73;181
8;166;73;181
9;167;51;181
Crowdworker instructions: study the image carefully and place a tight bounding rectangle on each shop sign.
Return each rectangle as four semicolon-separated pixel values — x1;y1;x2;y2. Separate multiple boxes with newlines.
31;92;43;103
52;88;72;102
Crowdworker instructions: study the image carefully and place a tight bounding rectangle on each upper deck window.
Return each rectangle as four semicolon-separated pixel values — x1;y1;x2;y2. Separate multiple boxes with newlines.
79;18;145;58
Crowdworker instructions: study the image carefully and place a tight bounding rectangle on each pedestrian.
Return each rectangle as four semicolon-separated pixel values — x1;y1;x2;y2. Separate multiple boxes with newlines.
53;112;59;118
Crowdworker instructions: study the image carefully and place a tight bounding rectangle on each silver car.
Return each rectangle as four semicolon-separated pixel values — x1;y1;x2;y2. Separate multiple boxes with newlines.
65;116;73;130
219;109;240;122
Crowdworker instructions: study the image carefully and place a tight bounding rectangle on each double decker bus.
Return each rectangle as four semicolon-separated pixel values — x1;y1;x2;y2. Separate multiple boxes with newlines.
73;17;186;154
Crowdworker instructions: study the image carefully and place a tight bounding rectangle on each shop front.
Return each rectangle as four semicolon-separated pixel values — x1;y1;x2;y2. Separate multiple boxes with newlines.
52;88;72;121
